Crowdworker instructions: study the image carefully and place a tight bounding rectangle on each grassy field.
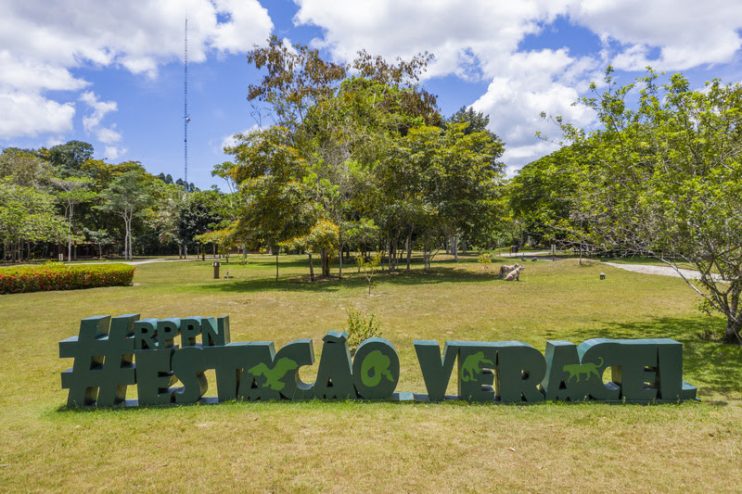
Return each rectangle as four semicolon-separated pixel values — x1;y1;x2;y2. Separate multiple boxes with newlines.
1;254;740;493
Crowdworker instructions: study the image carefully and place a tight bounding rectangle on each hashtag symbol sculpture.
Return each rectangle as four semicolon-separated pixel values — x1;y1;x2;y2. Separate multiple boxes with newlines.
60;314;139;407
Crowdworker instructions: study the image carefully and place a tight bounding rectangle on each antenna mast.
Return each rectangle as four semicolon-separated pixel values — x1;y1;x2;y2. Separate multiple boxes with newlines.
183;17;190;188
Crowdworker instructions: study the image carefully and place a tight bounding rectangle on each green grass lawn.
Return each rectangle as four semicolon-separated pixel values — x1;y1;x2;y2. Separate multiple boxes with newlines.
1;255;740;492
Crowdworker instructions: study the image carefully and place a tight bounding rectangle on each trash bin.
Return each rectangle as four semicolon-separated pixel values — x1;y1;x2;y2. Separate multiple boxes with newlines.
213;261;220;279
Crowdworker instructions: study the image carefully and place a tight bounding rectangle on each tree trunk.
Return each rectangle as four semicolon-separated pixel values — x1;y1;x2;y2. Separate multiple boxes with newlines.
338;238;343;280
320;249;330;277
123;216;130;260
725;317;741;344
451;234;458;261
275;250;279;281
389;238;398;271
308;253;315;281
66;203;73;262
405;232;412;271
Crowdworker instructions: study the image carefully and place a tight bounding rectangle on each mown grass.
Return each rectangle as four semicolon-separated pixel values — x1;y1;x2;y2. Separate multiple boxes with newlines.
0;254;739;493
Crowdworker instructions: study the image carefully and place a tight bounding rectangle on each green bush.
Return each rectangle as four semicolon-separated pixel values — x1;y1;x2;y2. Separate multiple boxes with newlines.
346;308;383;355
0;263;135;294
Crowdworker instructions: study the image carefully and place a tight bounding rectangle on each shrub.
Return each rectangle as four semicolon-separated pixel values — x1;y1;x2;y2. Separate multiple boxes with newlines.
0;263;135;294
346;308;383;355
478;252;492;270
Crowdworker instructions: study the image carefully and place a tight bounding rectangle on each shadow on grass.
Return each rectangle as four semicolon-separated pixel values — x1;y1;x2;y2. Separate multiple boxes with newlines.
577;317;742;399
199;266;502;293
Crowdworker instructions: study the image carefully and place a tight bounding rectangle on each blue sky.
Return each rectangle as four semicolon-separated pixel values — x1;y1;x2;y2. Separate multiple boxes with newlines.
1;0;740;189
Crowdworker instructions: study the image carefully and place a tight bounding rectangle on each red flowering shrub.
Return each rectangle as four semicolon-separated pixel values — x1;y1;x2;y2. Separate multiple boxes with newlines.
0;264;135;294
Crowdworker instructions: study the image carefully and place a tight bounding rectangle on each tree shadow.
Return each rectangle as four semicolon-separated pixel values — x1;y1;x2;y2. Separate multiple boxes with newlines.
199;266;503;293
573;317;742;399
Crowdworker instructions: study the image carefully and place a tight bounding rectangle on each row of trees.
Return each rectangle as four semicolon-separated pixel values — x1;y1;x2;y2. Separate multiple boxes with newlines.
509;69;741;344
217;38;507;279
0;141;230;262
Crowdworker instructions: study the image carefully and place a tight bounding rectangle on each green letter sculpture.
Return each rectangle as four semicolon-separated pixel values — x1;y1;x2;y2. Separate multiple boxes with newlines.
59;315;698;407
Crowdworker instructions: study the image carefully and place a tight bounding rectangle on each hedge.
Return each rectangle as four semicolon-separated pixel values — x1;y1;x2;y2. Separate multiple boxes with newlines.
0;263;135;294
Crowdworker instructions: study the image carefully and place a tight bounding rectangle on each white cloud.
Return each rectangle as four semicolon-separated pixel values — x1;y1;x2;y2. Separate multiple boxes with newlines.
104;145;126;161
293;0;742;171
220;124;263;151
79;92;118;134
294;0;570;79
471;50;598;168
0;51;88;92
79;92;123;158
0;0;273;141
0;91;75;138
567;0;742;70
97;127;122;146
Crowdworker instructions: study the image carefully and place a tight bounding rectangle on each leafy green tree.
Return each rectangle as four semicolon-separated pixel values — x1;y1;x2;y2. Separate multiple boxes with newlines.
378;123;504;269
225;126;318;279
232;37;506;280
52;177;97;261
247;35;347;132
559;68;742;343
98;168;154;260
508;146;582;248
356;252;383;295
448;106;491;134
83;227;113;259
194;225;237;262
42;140;94;176
0;148;54;187
0;179;66;261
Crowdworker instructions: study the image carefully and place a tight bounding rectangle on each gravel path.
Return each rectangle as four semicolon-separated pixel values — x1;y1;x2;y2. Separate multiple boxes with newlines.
66;258;191;266
498;251;552;258
603;262;725;281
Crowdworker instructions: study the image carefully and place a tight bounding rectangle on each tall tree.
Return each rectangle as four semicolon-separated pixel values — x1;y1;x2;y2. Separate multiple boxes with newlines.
0;179;66;261
42;140;94;176
559;68;742;344
448;106;491;134
98;168;153;260
225;126;318;278
508;146;582;248
52;177;97;261
0;148;54;186
247;35;347;132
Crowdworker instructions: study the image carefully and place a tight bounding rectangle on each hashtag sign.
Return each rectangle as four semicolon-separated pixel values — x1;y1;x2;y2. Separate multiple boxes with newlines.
60;314;139;407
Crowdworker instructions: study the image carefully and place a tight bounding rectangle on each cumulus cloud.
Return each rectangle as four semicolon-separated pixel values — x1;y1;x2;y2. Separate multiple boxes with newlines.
293;0;742;170
471;50;599;168
104;145;127;161
568;0;742;70
294;0;569;79
220;124;264;151
0;91;75;138
79;92;117;135
0;0;273;143
79;91;125;160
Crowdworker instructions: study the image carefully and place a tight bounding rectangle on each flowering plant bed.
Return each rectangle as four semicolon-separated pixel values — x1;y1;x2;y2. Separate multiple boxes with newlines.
0;263;134;294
